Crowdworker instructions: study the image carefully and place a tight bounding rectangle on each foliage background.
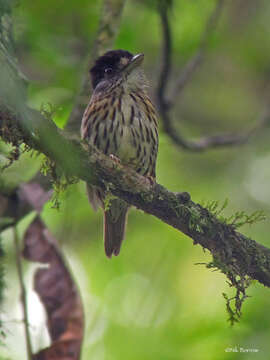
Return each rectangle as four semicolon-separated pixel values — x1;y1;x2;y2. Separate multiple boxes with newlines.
1;0;270;359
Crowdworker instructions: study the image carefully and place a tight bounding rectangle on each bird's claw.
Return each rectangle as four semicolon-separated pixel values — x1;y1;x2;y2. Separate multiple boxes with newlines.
109;154;121;164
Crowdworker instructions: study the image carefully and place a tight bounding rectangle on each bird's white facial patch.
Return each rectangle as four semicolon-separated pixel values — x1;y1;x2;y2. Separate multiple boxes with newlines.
120;57;130;67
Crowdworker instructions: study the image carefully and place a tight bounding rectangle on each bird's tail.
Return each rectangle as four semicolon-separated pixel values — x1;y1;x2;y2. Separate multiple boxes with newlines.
104;199;129;258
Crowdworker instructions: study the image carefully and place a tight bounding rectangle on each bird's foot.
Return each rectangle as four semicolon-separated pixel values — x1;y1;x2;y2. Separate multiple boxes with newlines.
109;154;121;164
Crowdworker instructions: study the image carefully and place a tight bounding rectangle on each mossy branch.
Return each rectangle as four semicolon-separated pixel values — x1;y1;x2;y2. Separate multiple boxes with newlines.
2;86;270;291
1;0;270;322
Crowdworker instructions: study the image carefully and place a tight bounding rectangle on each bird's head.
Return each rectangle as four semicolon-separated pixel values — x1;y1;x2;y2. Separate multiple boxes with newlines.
90;49;146;93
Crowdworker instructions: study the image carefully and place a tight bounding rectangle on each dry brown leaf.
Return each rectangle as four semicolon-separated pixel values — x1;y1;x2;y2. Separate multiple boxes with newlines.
23;217;84;360
18;183;52;213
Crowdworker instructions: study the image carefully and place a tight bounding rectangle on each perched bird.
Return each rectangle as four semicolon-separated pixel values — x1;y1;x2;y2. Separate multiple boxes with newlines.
81;49;158;257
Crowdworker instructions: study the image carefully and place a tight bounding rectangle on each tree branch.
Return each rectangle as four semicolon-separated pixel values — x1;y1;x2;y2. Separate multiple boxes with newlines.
66;0;126;135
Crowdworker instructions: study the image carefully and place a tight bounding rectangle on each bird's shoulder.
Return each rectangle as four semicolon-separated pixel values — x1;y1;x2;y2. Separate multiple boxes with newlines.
81;94;113;139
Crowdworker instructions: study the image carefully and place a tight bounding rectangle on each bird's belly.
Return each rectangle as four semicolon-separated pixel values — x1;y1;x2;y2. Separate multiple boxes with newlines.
115;125;137;165
90;119;138;165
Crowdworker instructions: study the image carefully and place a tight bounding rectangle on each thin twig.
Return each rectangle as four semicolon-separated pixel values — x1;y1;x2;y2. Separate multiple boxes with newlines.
162;107;270;151
156;0;270;151
12;227;33;360
168;0;225;106
156;0;224;125
156;1;172;111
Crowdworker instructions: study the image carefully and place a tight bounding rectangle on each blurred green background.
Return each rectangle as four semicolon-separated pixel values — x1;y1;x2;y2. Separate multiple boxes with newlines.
1;0;270;359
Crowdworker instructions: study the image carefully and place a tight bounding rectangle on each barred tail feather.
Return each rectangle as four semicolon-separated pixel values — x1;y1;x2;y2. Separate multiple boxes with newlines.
104;203;129;258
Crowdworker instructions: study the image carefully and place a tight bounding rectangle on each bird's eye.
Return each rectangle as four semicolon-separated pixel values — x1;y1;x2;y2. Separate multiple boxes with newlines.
104;67;113;74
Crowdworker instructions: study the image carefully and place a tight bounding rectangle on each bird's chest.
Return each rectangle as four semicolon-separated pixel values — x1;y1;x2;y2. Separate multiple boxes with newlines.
83;90;157;174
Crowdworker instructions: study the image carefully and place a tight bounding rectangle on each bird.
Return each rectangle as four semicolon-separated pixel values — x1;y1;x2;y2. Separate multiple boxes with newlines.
81;49;159;258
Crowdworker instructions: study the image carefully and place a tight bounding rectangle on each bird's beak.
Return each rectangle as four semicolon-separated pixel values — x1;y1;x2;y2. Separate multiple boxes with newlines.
122;53;144;75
